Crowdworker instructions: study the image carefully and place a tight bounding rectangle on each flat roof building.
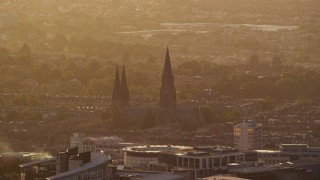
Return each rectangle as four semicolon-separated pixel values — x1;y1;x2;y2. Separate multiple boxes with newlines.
227;162;313;180
70;132;135;160
123;145;253;179
123;145;192;168
256;144;320;164
19;147;109;180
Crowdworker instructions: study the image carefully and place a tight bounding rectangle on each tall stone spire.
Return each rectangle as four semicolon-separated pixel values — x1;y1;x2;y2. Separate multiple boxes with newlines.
160;46;176;109
121;65;130;107
112;67;122;110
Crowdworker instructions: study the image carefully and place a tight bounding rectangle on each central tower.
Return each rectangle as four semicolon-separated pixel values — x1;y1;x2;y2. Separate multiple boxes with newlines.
160;47;176;109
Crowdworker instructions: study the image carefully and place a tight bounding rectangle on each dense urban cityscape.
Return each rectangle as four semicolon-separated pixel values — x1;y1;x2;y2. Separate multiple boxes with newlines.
1;0;320;180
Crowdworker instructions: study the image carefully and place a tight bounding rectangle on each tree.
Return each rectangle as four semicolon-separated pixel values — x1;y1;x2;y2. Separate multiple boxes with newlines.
102;111;111;120
180;60;202;75
41;83;49;93
199;106;212;123
0;47;9;57
178;90;191;100
274;78;297;98
51;69;62;79
0;96;6;107
88;79;110;95
88;60;101;72
57;112;68;121
260;97;274;111
11;94;29;106
121;53;130;64
51;33;68;51
234;38;261;50
6;111;19;121
240;82;269;98
31;64;51;83
223;109;240;122
146;54;156;64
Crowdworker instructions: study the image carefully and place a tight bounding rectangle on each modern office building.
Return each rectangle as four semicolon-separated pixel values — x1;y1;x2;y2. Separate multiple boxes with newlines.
123;145;255;179
20;158;56;180
123;145;192;168
150;146;250;179
234;120;263;151
0;152;53;177
20;147;109;180
70;132;135;159
256;144;320;163
227;161;313;180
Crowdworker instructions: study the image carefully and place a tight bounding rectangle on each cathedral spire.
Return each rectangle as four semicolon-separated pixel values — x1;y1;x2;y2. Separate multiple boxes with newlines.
160;46;176;109
164;46;173;77
121;65;130;107
112;67;122;110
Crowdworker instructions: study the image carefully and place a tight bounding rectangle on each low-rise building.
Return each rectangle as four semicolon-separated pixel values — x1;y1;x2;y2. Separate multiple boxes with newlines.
115;170;184;180
150;146;249;179
70;132;135;159
122;145;254;179
19;147;109;180
227;162;313;180
256;144;320;163
197;175;250;180
123;145;192;168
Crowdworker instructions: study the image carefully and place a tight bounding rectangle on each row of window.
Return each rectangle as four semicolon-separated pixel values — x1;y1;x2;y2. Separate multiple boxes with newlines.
176;155;243;169
258;153;320;158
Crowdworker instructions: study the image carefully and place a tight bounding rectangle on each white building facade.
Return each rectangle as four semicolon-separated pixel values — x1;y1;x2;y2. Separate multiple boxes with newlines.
234;120;262;151
70;133;135;159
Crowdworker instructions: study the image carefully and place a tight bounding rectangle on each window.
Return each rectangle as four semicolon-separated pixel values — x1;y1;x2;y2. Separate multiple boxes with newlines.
202;159;206;169
214;158;220;167
195;159;200;168
234;128;241;136
222;157;228;166
209;158;213;168
190;158;194;168
178;157;182;166
229;156;236;163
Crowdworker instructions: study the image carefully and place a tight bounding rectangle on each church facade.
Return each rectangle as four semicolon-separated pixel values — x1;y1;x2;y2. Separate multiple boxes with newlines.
111;47;204;124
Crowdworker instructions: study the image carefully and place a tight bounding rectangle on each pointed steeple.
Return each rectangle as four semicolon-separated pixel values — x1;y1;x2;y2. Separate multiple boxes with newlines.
164;46;173;76
112;67;122;110
162;46;174;87
160;46;176;109
121;65;130;107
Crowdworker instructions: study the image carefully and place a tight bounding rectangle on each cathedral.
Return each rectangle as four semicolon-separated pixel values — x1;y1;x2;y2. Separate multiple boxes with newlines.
111;47;204;124
111;65;130;112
